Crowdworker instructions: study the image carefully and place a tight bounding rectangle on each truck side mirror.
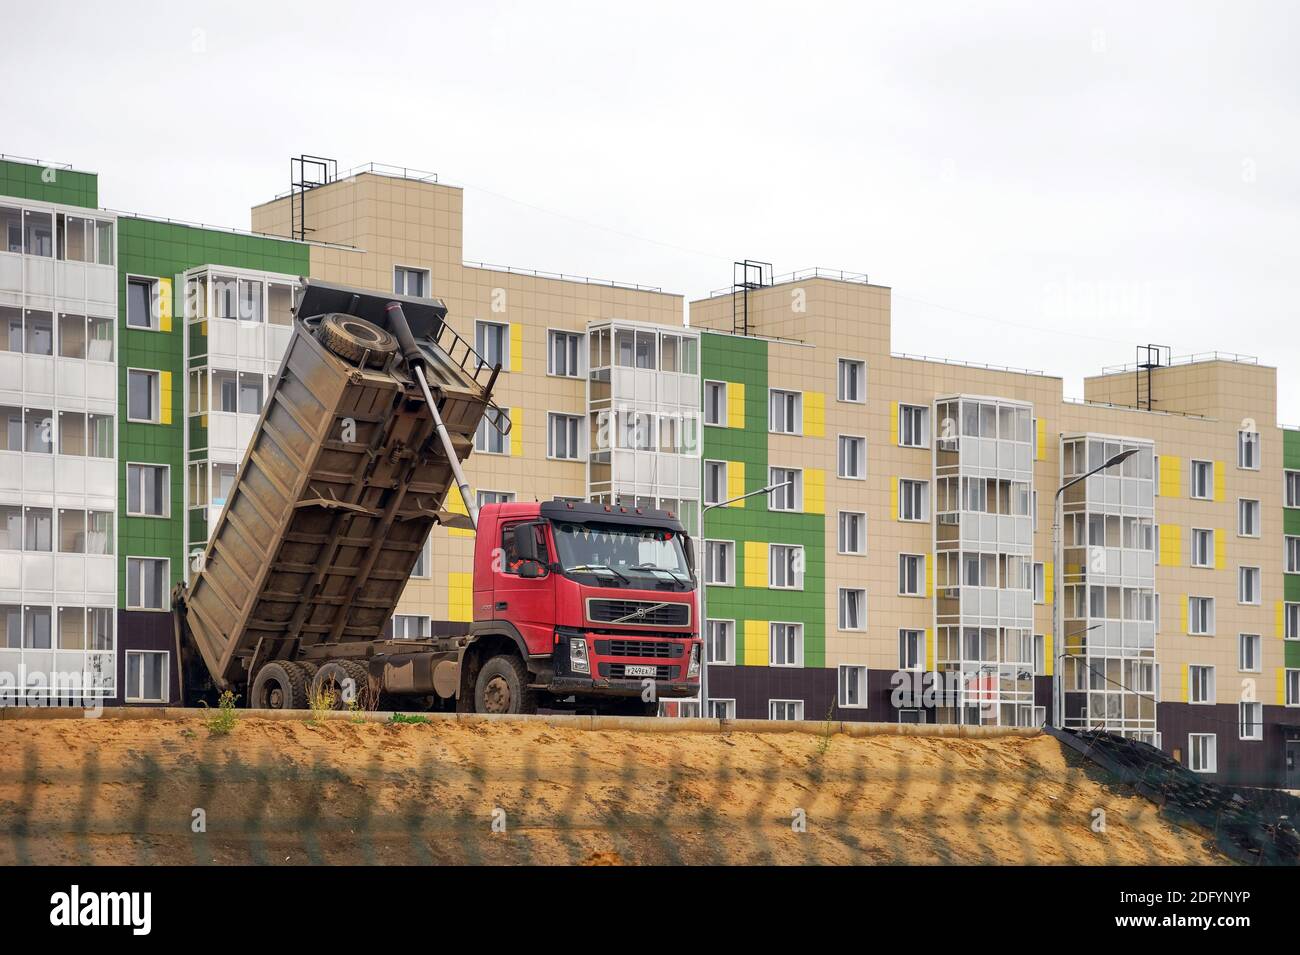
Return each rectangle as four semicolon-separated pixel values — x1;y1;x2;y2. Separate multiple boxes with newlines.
512;523;539;563
518;560;543;579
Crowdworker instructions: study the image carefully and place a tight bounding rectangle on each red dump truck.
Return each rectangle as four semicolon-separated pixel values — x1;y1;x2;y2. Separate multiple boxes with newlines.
173;278;700;715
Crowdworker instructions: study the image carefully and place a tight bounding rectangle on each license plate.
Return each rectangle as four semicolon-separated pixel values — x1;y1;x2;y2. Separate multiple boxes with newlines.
623;664;657;678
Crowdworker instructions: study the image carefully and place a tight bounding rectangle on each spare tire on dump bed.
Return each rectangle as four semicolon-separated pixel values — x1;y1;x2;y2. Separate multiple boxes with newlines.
317;313;399;367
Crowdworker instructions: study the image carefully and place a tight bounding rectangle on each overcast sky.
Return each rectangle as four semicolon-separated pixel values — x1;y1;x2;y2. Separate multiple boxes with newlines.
6;1;1298;421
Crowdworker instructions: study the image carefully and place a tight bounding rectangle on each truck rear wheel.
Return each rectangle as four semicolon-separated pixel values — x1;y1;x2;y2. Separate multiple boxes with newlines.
250;661;309;710
317;313;398;367
473;655;538;715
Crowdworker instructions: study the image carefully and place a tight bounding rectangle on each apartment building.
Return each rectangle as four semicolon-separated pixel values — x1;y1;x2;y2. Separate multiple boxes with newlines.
692;273;1299;788
2;151;1297;787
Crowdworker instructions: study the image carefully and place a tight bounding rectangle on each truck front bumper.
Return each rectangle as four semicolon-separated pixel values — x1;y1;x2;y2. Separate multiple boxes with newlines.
545;676;700;700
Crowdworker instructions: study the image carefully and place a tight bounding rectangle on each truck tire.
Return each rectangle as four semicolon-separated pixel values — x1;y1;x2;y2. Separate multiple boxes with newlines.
317;313;398;367
310;661;370;709
473;655;538;715
250;661;309;710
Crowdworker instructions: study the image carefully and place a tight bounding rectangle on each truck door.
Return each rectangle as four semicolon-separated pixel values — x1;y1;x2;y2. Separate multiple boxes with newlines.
494;520;556;655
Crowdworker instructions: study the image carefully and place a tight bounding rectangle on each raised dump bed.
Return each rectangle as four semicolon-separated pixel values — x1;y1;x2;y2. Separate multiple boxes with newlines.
175;279;502;698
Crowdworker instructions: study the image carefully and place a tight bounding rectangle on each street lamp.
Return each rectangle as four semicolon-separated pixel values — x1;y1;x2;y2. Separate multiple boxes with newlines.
698;480;794;716
1051;446;1139;728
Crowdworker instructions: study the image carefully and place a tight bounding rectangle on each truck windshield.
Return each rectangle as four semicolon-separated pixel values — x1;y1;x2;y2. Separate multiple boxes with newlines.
550;521;693;588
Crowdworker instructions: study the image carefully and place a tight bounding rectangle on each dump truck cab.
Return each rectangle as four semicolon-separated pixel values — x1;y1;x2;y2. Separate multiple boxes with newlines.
466;500;701;714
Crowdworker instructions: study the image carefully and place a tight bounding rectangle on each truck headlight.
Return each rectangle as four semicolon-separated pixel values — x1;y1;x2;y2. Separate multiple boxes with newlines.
687;643;701;678
570;637;590;674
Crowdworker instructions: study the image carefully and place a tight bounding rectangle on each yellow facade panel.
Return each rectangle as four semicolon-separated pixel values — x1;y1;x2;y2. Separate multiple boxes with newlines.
727;382;745;430
448;571;474;622
1158;455;1182;498
743;619;768;666
743;541;769;589
726;460;746;506
1159;524;1182;567
804;468;825;515
510;407;523;457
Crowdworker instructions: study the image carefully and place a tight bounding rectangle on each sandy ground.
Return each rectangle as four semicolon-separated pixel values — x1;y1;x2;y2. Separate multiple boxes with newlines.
0;716;1226;865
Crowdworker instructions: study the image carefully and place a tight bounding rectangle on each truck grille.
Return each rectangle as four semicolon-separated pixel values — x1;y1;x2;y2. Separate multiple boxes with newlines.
594;639;683;659
586;599;690;627
599;663;679;680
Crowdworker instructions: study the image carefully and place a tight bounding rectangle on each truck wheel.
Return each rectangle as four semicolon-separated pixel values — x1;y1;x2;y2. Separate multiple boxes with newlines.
317;313;398;367
310;661;370;709
250;661;309;710
473;655;537;715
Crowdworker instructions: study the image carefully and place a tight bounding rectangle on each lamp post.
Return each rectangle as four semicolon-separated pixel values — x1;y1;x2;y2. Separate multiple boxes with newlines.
698;480;793;716
1051;446;1139;728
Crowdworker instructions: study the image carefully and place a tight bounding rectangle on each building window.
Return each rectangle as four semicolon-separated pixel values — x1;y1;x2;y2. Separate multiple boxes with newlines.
1238;566;1260;605
899;629;924;670
838;511;866;555
769;544;804;590
476;490;515;509
703;460;727;506
837;359;865;403
1033;562;1046;603
475;320;509;371
705;619;734;665
838;588;866;630
393;266;428;297
125;650;168;703
127;369;161;423
769;623;803;667
768;467;802;511
1033;634;1046;675
1237;429;1259;470
899;554;925;596
703;381;727;426
1191;528;1214;568
1238;499;1260;537
898;404;929;448
547;330;581;377
126;557;169;611
1190;459;1213;499
1238;633;1261;673
1188;596;1215;635
898;479;928;521
1189;665;1215;704
1287;603;1300;640
1287;670;1300;706
1188;734;1216;773
410;534;431;578
1286;536;1300;574
474;407;510;455
126;277;159;330
769;699;804;721
838;435;865;479
838;665;867;707
704;540;734;586
126;463;170;517
1286;470;1300;508
547;413;582;461
708;699;735;719
768;389;802;434
390;614;432;639
1229;702;1262;744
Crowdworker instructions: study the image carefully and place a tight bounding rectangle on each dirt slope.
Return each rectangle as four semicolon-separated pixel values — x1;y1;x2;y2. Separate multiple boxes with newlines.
0;716;1225;865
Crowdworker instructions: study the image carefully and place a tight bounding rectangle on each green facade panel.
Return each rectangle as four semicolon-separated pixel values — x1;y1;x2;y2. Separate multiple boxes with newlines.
701;332;827;669
1284;428;1300;471
115;217;309;604
0;159;98;208
1286;640;1300;670
1285;508;1300;537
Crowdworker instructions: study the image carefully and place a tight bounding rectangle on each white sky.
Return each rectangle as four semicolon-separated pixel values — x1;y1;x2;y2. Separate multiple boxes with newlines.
5;0;1299;421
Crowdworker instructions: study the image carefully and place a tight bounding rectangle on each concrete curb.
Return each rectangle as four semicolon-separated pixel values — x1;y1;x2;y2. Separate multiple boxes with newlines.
0;706;1042;738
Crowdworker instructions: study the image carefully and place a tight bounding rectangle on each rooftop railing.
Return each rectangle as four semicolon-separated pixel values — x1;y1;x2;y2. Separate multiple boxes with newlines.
708;266;871;297
462;261;664;293
891;352;1047;377
1099;351;1259;374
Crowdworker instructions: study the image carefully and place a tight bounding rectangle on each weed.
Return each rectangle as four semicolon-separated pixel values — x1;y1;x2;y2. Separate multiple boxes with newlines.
306;686;337;724
201;690;239;737
387;712;431;725
816;697;836;758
